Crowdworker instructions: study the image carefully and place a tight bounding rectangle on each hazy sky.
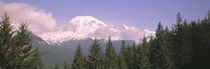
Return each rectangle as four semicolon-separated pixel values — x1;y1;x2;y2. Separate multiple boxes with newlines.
1;0;210;30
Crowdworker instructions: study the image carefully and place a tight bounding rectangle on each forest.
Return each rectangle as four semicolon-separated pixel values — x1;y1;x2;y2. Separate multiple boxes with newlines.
0;10;210;69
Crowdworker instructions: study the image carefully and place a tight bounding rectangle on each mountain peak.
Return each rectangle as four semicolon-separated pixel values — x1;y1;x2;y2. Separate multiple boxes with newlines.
119;24;129;30
68;16;107;26
39;16;155;44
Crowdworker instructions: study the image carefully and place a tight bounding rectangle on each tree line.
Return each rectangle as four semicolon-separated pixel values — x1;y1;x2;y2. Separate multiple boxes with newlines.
69;11;210;69
0;10;210;69
0;13;43;69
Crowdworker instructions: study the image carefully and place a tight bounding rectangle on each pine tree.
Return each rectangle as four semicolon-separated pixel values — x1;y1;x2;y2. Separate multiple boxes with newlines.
0;13;14;69
27;48;44;69
187;11;210;69
125;45;134;69
132;42;136;53
12;23;33;69
180;19;192;67
120;40;126;59
163;27;175;69
172;13;183;68
88;38;103;69
119;40;127;60
171;13;193;68
118;52;128;69
0;13;37;69
118;40;128;69
71;44;85;69
104;37;117;69
151;22;175;69
82;54;89;69
132;42;137;69
136;37;151;69
176;12;182;28
135;44;141;69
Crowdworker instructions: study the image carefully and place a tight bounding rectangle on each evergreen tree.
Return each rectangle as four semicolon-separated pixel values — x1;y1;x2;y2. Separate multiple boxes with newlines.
12;23;33;69
132;42;136;52
82;54;89;69
180;19;192;67
132;42;137;69
136;37;151;69
188;11;210;69
120;40;126;59
172;13;183;68
0;13;40;69
176;12;182;28
163;27;175;69
125;45;134;69
171;13;193;69
118;52;128;69
71;44;85;69
151;22;175;69
118;40;128;69
0;13;14;69
27;48;44;69
135;44;141;69
104;37;117;69
88;38;103;69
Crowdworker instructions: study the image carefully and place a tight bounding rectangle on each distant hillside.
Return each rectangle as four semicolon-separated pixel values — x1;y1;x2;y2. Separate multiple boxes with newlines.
31;34;138;68
31;34;74;68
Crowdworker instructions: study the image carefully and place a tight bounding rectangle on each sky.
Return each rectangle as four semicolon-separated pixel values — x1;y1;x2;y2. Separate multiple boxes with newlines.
0;0;210;31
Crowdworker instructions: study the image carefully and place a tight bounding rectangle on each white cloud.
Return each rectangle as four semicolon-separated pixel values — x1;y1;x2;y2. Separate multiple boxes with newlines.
0;2;155;43
0;2;57;34
88;24;146;43
40;16;155;43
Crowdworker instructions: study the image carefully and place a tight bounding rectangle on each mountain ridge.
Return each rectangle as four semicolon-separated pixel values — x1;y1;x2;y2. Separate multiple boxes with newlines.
39;16;155;44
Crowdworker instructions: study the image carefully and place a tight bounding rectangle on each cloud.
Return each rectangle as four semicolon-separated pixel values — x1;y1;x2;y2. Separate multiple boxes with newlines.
0;2;57;34
0;2;155;43
88;24;145;43
40;16;155;43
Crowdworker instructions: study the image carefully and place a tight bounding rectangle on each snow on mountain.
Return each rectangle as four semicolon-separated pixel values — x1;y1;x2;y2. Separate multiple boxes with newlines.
39;16;155;44
118;24;129;30
63;16;107;33
144;29;156;37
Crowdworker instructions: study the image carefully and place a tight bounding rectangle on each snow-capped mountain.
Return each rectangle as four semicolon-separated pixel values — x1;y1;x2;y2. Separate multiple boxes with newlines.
31;16;156;67
39;16;155;44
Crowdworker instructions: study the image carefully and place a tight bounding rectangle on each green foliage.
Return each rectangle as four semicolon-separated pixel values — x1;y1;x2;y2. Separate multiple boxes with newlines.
176;12;182;27
151;22;175;69
171;13;193;69
0;13;14;69
125;45;134;69
1;9;210;69
136;37;151;69
13;23;33;69
88;38;103;69
120;40;126;58
118;53;128;69
71;44;86;69
27;48;44;69
118;40;128;69
104;37;118;69
0;13;43;69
